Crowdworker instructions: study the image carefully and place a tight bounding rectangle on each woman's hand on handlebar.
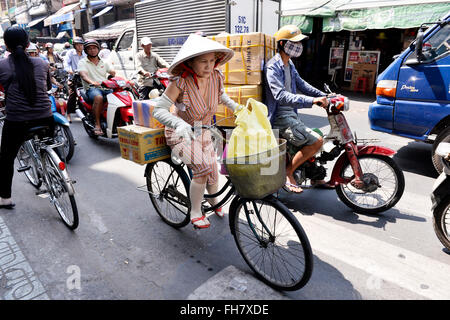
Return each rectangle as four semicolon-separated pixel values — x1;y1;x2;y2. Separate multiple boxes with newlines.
313;96;329;109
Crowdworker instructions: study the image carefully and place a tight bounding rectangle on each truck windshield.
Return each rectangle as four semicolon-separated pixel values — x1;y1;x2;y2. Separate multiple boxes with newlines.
117;31;134;51
407;24;450;62
408;24;450;62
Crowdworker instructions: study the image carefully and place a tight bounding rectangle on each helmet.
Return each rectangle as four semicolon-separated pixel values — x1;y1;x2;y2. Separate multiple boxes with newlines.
83;39;100;54
73;37;84;45
101;42;108;49
26;43;38;53
274;25;308;43
45;42;53;48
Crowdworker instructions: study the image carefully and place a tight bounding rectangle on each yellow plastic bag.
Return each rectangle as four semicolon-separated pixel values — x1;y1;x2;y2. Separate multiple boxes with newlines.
227;98;278;159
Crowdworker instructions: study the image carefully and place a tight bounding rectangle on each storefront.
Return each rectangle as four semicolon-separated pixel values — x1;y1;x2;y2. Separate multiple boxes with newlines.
280;0;450;93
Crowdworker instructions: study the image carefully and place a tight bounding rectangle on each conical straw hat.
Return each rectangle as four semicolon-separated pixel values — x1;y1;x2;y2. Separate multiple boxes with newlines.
168;33;234;76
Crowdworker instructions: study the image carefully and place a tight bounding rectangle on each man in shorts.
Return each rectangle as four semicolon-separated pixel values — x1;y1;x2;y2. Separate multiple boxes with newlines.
78;39;116;135
264;25;329;193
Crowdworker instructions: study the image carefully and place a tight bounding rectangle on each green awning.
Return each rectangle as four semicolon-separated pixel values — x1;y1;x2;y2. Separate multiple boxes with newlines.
323;3;450;32
280;15;314;34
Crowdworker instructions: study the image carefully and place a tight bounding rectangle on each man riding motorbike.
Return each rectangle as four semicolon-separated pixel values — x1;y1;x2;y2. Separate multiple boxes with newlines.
64;36;86;122
135;36;170;100
78;39;116;136
264;25;329;194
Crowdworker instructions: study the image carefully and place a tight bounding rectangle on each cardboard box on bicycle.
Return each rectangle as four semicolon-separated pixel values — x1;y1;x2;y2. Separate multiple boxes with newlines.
215;84;263;127
118;125;170;165
132;99;176;129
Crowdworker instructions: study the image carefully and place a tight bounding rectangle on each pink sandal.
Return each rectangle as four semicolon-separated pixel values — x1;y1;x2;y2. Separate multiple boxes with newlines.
214;207;225;218
191;216;210;229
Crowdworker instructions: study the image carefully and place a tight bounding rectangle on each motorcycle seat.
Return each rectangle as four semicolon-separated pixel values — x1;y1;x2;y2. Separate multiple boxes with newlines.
79;89;91;104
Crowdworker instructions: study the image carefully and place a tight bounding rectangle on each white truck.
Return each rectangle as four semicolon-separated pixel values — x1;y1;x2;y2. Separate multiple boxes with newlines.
108;0;280;79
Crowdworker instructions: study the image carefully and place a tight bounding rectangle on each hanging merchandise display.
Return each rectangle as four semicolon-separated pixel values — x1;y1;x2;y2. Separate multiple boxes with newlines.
344;50;380;82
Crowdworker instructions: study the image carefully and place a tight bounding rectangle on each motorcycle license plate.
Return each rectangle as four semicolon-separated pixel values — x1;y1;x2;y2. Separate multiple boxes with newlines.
336;114;354;143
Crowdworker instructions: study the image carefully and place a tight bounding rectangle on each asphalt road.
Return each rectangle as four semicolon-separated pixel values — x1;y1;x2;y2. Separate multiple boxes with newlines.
1;92;448;300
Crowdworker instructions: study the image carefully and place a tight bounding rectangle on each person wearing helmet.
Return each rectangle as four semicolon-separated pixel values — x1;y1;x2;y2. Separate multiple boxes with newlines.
43;42;63;65
0;27;54;209
26;42;39;57
135;36;169;99
264;25;329;193
64;36;86;122
152;33;243;229
78;39;116;135
98;42;111;60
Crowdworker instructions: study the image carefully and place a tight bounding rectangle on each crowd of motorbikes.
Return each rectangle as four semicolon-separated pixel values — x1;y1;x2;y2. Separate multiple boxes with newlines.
0;61;448;254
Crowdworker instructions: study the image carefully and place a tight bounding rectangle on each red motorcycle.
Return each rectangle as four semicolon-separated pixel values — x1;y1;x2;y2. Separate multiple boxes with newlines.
74;74;134;139
291;86;405;214
130;67;170;100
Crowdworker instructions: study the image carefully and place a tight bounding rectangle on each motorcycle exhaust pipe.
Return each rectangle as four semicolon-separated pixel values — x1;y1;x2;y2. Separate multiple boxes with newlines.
75;108;86;120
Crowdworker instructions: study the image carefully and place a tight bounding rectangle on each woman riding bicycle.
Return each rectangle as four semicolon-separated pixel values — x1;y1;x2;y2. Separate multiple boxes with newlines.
0;26;54;209
153;33;243;229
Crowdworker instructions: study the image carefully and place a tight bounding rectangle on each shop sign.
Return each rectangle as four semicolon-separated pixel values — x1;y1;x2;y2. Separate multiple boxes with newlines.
344;50;380;82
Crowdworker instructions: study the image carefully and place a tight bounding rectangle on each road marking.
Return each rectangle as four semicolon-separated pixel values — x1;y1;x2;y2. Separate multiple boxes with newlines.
0;216;49;300
296;214;450;299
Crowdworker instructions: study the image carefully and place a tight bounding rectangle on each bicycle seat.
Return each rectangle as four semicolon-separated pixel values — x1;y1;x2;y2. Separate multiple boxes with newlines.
25;126;52;140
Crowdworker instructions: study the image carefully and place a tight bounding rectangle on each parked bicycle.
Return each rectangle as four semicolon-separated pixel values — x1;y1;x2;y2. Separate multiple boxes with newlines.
142;125;313;291
16;125;78;230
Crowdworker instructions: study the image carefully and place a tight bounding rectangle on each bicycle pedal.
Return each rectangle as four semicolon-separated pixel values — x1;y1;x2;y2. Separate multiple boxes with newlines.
17;165;31;172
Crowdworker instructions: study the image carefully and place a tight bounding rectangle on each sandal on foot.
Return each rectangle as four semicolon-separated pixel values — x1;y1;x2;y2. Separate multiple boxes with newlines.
191;216;210;229
93;128;103;136
0;203;15;209
214;207;225;218
283;182;303;194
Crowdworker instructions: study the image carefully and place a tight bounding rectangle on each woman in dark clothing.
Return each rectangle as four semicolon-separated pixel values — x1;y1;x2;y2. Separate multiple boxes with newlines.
0;26;53;209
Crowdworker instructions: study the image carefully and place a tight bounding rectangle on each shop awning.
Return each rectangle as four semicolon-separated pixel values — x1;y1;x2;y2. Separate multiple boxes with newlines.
83;19;135;40
44;2;80;27
323;2;450;32
281;0;450;33
28;16;47;28
92;5;113;19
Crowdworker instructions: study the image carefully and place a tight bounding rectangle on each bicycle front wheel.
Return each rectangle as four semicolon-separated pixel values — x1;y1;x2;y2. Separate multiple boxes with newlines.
43;151;78;230
145;159;191;228
230;195;313;291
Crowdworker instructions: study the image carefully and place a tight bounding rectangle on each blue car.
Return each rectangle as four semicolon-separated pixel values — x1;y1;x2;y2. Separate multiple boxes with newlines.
369;12;450;173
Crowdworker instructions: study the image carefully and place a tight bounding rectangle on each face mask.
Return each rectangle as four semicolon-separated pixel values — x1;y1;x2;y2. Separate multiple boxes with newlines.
284;41;303;58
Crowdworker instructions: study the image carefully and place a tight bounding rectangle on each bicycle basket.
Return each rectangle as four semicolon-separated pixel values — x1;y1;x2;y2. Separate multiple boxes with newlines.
224;139;286;199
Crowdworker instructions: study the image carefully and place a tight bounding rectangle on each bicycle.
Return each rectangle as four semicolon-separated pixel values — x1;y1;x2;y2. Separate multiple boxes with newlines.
16;125;79;230
142;125;313;291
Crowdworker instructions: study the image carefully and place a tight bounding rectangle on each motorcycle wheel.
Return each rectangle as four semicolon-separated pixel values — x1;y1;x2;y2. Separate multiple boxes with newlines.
336;154;405;214
432;127;450;174
432;195;450;251
54;124;75;162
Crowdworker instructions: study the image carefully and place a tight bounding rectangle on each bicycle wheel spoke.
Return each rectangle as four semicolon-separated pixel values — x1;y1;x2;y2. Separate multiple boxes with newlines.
232;197;312;290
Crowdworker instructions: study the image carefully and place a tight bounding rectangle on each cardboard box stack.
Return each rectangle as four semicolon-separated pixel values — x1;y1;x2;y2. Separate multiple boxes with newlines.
132;99;165;129
118;125;170;165
211;32;276;127
216;84;263;127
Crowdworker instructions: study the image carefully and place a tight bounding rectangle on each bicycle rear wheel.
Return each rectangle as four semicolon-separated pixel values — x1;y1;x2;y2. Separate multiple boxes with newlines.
230;195;313;291
145;159;191;228
17;142;42;189
43;151;78;230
